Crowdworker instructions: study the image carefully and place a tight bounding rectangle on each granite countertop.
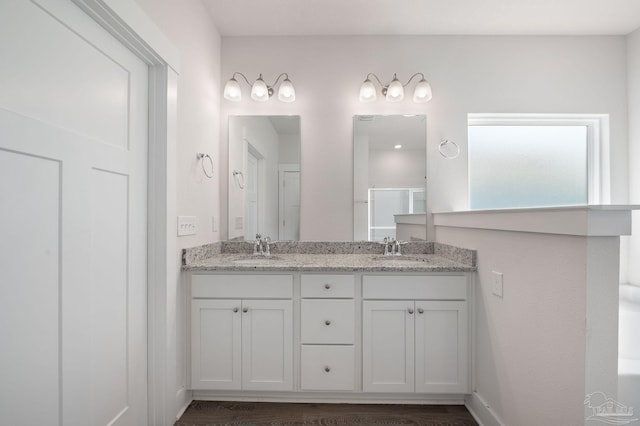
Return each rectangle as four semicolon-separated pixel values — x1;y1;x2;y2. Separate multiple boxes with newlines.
182;241;476;273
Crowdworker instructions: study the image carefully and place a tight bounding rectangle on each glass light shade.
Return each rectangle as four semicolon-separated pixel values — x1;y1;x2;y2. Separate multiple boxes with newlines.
386;78;404;102
413;78;432;103
278;78;296;102
251;77;269;102
223;78;242;101
359;79;377;102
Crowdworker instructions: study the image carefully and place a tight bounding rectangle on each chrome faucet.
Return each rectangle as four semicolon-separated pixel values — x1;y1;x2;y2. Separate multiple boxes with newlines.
382;237;395;256
253;234;262;255
261;235;272;257
381;236;406;256
253;234;273;257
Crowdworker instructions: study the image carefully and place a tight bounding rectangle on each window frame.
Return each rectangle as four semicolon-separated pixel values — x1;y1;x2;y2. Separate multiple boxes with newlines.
467;113;610;208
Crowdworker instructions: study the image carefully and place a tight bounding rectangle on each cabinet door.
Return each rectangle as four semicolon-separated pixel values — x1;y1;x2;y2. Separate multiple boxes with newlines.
415;301;468;393
242;299;293;391
362;300;415;392
191;299;242;390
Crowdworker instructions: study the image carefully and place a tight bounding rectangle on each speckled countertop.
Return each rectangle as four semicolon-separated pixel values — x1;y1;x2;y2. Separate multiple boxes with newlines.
182;241;476;273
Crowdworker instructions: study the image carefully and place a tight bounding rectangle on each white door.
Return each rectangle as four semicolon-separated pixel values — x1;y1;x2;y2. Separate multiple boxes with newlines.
279;169;300;240
245;150;259;240
362;301;415;392
191;299;242;390
242;299;293;391
415;301;469;393
0;1;148;425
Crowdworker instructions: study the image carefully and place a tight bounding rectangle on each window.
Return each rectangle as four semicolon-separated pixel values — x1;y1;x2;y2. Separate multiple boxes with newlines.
368;187;425;241
468;114;608;210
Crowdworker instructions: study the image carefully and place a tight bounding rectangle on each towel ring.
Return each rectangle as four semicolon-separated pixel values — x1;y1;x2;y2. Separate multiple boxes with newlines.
233;170;245;189
196;153;214;178
438;139;460;159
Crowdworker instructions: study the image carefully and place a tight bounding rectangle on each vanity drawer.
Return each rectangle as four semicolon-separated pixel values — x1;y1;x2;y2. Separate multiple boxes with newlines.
300;345;355;391
301;274;354;298
191;274;293;299
301;300;355;344
363;275;466;300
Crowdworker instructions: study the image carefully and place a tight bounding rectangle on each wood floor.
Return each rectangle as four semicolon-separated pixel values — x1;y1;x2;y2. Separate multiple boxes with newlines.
175;401;479;426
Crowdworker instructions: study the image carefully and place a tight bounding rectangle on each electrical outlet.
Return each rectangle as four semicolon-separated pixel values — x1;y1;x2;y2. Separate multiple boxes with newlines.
212;216;218;232
177;216;197;236
235;217;243;230
492;271;503;298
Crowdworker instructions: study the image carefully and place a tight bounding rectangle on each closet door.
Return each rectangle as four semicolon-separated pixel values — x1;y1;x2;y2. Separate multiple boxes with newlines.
0;1;149;424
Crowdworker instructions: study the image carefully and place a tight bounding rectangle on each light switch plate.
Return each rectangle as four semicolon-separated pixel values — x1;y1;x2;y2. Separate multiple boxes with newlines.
177;216;197;236
492;271;503;298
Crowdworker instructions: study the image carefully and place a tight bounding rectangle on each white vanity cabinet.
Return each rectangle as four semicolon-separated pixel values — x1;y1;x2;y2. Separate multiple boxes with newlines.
300;274;356;391
362;275;469;394
190;274;294;391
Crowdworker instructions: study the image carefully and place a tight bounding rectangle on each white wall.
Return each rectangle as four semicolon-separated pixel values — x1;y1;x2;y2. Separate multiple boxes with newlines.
435;224;620;425
132;0;222;420
220;36;628;240
626;28;640;286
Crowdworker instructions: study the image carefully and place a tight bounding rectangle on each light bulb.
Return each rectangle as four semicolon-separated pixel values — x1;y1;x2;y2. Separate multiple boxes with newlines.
223;77;241;101
413;78;432;103
278;78;296;102
359;79;377;102
386;76;404;102
251;76;269;102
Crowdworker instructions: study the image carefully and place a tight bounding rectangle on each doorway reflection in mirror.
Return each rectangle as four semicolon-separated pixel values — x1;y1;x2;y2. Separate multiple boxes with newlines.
228;116;301;241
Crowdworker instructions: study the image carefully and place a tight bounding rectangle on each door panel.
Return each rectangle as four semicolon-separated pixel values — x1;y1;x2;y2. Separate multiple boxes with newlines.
0;1;148;424
362;300;415;392
242;300;293;391
191;300;242;390
415;301;468;393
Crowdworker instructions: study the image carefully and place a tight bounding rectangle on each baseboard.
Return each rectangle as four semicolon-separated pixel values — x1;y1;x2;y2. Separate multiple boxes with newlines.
175;388;193;421
464;391;504;426
191;390;465;405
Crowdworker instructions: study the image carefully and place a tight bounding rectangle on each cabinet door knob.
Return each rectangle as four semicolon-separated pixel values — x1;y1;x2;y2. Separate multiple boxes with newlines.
324;366;331;373
242;307;248;313
233;307;239;313
418;308;424;314
325;320;331;326
408;308;414;314
324;283;331;289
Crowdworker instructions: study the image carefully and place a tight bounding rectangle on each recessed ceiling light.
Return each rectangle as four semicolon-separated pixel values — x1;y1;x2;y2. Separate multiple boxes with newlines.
394;144;402;149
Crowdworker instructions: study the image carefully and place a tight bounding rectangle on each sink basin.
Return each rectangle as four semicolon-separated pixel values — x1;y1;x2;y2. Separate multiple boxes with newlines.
371;255;427;263
231;255;282;264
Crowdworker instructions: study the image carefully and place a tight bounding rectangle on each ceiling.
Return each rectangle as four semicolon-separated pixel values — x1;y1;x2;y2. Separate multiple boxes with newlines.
203;0;640;37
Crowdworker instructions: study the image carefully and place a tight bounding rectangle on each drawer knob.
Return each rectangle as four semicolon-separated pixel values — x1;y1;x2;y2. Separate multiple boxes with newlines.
324;366;331;373
418;308;424;314
324;320;331;326
233;307;239;313
408;308;414;314
242;307;248;313
324;284;331;290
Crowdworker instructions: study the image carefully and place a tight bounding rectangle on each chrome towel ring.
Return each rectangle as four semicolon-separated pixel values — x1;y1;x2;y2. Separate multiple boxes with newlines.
196;152;214;178
438;139;460;159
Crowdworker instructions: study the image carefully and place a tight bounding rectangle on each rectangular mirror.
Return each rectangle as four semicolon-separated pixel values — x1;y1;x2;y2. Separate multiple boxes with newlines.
228;116;301;241
353;115;427;241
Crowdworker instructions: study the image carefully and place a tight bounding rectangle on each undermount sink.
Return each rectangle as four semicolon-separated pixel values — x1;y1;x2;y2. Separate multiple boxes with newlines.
231;255;282;264
371;255;427;262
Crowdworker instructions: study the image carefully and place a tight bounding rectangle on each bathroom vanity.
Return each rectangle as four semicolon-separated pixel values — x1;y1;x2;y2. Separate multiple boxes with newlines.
183;241;476;403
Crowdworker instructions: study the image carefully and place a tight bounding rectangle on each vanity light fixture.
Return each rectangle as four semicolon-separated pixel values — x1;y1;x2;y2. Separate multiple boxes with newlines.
359;73;432;103
224;72;296;103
